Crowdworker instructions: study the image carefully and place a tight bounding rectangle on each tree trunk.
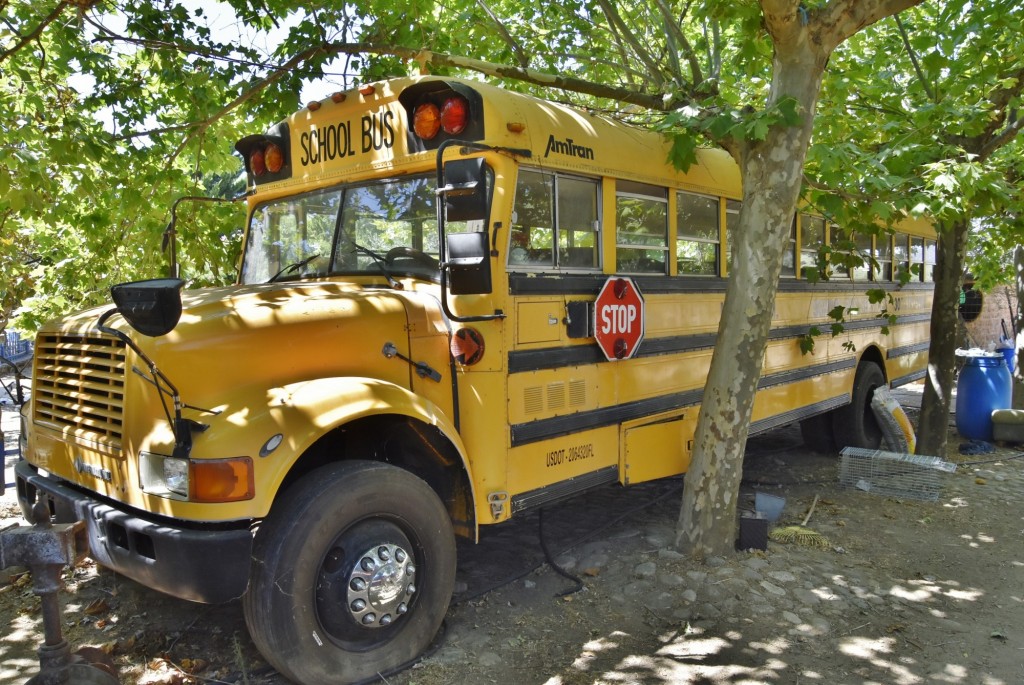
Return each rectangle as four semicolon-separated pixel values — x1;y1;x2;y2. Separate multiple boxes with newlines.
675;51;825;557
1014;245;1023;409
917;219;968;456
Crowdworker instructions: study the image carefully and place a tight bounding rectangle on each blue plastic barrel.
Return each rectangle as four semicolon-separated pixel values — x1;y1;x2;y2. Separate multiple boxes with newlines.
956;355;1012;441
996;346;1016;374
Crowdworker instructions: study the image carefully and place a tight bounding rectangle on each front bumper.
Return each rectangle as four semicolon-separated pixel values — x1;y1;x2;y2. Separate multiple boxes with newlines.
15;461;253;603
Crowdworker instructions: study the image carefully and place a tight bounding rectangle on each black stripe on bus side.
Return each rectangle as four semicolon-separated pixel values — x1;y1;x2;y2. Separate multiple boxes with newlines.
510;388;705;446
887;341;931;358
508;272;935;297
756;359;855;390
510;465;619;514
748;394;850;437
510;358;854;447
891;369;927;387
509;313;932;374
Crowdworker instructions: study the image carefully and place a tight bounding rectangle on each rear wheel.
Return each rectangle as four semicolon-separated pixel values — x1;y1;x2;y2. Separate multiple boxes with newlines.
832;362;886;450
244;461;456;685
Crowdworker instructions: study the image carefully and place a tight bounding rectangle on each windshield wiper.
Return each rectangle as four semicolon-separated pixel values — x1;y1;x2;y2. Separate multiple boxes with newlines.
268;253;320;283
352;243;401;289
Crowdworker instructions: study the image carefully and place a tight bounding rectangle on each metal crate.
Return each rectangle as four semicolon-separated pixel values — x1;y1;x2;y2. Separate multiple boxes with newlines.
839;447;957;501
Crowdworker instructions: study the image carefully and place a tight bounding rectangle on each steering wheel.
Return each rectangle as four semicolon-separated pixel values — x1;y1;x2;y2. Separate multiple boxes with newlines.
385;246;439;269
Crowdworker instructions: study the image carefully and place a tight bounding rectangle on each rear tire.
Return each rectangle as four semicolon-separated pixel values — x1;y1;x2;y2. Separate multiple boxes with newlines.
832;362;886;450
244;461;456;685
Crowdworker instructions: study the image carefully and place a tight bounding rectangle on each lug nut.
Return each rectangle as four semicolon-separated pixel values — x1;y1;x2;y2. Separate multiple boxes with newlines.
397;602;408;614
406;564;416;576
395;549;407;563
377;546;391;561
361;557;376;572
362;613;377;625
351;599;366;612
380;614;392;626
350;577;367;592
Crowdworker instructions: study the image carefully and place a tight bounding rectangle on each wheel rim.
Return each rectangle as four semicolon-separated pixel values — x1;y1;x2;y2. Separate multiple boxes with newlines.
346;542;415;628
314;519;419;649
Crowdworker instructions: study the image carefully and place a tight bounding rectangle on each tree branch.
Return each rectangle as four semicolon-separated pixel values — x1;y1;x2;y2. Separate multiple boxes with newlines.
475;0;530;68
652;0;705;90
978;115;1024;162
893;13;935;102
0;1;71;64
349;42;686;110
813;0;927;56
596;0;666;87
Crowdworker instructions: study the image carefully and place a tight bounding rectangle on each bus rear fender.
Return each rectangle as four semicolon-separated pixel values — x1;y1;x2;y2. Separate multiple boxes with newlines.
856;345;887;386
214;377;477;540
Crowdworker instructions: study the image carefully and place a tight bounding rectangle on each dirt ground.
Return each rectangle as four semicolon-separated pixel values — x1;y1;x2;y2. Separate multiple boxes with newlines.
3;385;1024;685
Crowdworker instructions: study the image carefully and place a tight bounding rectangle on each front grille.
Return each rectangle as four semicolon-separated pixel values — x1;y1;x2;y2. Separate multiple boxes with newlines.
34;333;127;443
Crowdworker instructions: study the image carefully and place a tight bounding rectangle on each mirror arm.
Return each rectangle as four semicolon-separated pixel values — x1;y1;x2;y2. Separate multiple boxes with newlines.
163;194;247;279
97;308;199;458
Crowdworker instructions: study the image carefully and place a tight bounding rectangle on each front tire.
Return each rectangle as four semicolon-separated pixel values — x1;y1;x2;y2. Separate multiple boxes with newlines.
832;361;886;450
244;461;456;685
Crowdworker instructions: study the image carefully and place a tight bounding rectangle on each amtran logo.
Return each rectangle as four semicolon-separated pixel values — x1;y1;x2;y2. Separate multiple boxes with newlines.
544;134;595;160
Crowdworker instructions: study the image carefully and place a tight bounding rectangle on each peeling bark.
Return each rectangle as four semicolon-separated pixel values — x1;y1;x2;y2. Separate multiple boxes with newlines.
917;221;969;457
676;55;824;557
1014;246;1024;409
675;0;926;557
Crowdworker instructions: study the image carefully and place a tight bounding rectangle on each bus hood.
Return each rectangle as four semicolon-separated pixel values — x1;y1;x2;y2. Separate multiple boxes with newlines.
48;281;431;410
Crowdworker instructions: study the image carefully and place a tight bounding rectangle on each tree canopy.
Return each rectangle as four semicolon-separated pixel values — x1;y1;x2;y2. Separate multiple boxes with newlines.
4;1;1019;331
2;0;1021;554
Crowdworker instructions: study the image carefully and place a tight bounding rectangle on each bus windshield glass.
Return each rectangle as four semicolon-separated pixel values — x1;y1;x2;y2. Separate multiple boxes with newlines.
241;174;441;284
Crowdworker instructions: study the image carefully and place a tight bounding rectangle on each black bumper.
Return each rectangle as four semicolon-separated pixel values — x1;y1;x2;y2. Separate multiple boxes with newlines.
15;461;253;603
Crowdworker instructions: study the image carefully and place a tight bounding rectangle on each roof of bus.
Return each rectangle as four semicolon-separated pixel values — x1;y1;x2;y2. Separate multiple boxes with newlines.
265;75;742;199
250;76;932;237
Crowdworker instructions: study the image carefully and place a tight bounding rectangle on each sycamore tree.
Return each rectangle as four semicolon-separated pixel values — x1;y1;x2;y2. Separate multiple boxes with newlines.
804;1;1024;458
5;0;973;557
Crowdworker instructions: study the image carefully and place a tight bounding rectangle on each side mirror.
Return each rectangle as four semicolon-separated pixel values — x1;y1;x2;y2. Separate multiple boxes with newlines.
441;158;488;222
110;278;185;337
447;232;492;295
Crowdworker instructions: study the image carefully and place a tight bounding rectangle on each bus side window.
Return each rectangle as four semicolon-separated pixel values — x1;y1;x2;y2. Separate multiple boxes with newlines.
556;176;600;269
509;169;554;267
923;239;936;282
852;231;873;281
830;224;851;279
800;215;825;279
910;236;925;281
509;169;601;270
782;215;796;277
893;232;910;281
616;181;668;274
875;233;893;281
676;191;719;276
724;200;745;275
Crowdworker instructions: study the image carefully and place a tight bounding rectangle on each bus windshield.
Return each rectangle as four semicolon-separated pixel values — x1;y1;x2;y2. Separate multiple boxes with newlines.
241;174;441;285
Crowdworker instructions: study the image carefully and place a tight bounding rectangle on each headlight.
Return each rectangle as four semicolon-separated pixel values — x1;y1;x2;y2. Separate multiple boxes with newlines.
140;452;189;500
140;453;254;503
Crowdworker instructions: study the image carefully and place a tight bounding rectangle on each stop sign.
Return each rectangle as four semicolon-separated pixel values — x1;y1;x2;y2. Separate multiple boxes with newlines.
594;277;645;361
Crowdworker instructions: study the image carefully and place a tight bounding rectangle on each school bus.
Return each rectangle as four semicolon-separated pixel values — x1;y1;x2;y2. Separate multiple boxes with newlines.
15;76;934;684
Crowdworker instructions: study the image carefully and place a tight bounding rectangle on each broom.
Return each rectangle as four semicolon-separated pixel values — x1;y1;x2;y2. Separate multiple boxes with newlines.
769;494;830;548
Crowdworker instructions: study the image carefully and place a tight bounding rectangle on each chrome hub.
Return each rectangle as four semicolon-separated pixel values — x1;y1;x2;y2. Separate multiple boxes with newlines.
346;543;416;628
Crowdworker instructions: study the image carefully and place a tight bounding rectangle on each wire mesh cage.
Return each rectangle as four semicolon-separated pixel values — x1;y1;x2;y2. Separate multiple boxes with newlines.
838;447;957;501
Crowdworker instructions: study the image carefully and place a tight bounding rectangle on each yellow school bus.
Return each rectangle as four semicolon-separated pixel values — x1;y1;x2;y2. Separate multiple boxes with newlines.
16;76;934;684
